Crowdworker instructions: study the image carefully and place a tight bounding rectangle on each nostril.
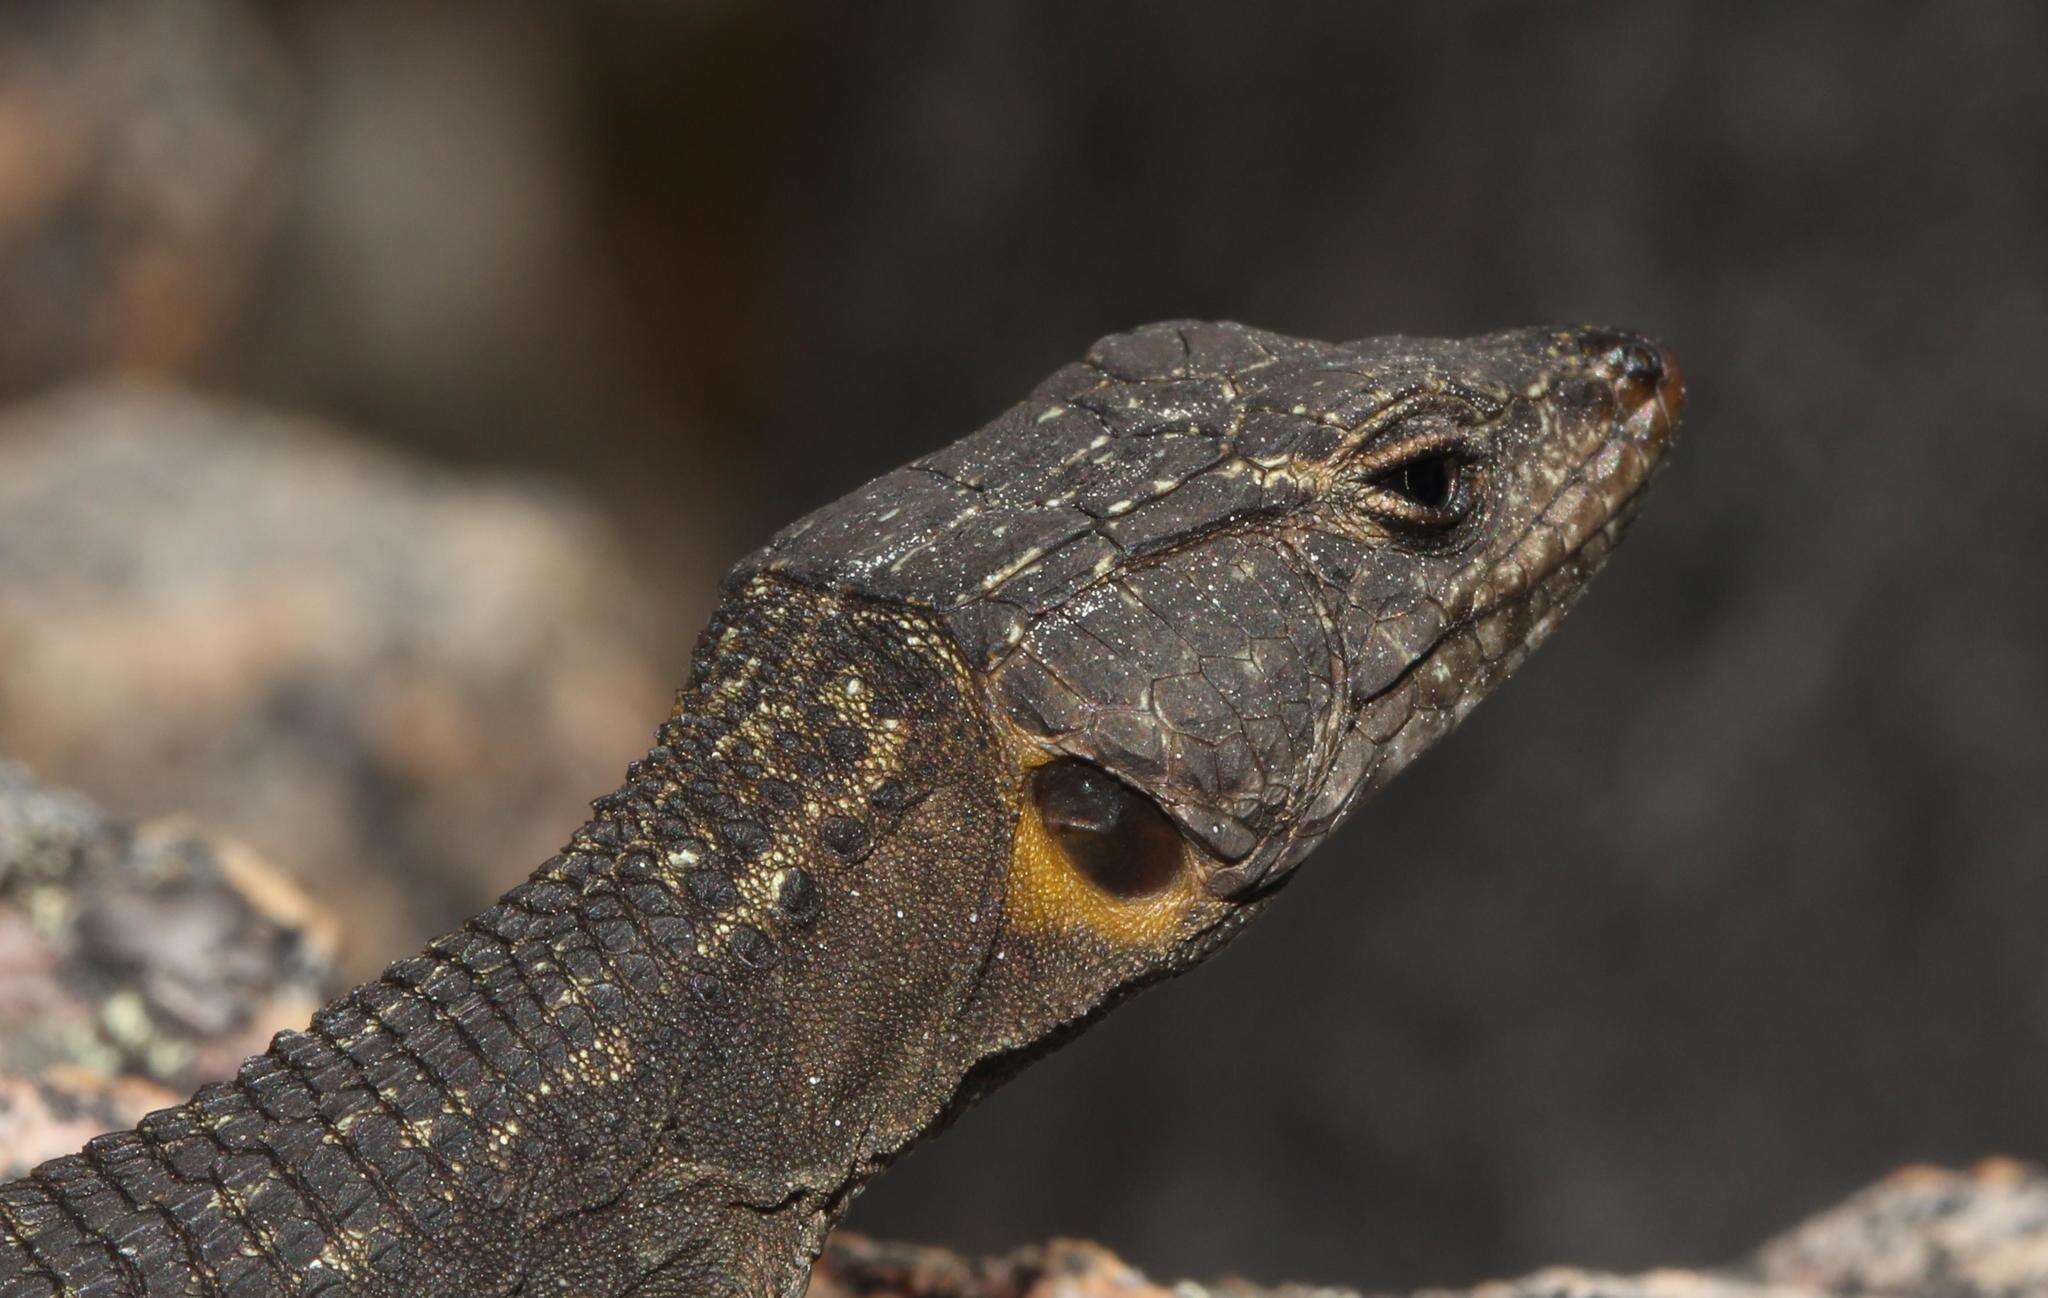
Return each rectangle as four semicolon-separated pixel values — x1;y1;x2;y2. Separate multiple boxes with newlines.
1574;329;1679;424
1577;330;1662;387
1614;343;1662;386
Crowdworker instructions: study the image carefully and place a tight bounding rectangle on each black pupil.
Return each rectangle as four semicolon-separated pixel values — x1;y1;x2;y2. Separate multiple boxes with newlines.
1029;759;1184;899
1391;454;1454;508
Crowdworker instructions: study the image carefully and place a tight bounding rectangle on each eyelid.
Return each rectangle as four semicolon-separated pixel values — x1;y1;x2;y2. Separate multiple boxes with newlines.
1342;421;1471;481
1332;387;1486;468
1362;487;1467;532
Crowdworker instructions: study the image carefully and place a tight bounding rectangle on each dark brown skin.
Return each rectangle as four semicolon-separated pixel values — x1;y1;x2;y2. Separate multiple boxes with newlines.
0;321;1683;1296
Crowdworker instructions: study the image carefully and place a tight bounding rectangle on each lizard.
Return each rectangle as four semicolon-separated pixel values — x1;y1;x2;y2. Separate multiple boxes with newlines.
0;319;1684;1297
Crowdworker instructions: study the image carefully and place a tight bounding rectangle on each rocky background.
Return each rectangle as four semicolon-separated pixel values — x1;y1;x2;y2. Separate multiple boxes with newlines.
3;1;2046;1292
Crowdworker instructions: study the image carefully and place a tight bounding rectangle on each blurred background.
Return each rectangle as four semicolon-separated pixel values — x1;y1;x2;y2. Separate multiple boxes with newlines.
2;0;2045;1289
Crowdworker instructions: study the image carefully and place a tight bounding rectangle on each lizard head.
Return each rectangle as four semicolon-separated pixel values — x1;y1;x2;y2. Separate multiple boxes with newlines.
739;319;1680;1029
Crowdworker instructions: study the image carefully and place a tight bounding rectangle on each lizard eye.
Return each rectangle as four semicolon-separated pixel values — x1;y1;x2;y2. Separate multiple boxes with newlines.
1379;454;1457;511
1030;759;1185;899
1354;422;1478;531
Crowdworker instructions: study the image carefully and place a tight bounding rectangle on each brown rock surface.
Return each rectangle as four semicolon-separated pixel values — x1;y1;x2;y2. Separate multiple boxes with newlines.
0;381;674;972
810;1162;2048;1298
1751;1159;2048;1297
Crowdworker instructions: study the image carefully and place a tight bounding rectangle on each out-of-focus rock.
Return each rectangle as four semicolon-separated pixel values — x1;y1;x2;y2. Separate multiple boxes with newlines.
811;1162;2048;1298
0;381;674;973
811;1236;1181;1298
1753;1160;2048;1297
0;0;295;390
0;1069;181;1180
0;760;335;1174
1389;1269;1799;1298
809;1237;1351;1298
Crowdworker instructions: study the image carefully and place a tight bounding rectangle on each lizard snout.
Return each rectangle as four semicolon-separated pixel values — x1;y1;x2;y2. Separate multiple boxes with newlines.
1576;328;1685;453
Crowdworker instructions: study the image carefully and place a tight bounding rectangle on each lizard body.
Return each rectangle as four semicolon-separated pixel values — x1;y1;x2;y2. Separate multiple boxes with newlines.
0;320;1683;1296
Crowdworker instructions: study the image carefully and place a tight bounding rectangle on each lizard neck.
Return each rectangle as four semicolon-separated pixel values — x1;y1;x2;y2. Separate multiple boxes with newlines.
0;581;1017;1298
369;579;1014;1293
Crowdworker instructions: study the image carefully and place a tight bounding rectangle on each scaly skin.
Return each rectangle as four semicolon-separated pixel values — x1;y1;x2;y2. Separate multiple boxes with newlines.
0;321;1684;1296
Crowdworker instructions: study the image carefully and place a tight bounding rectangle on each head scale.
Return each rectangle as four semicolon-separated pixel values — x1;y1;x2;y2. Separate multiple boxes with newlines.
737;320;1682;903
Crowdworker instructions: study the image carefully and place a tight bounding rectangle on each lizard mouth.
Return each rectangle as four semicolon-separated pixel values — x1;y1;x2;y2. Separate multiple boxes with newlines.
1212;342;1685;897
1446;333;1685;675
